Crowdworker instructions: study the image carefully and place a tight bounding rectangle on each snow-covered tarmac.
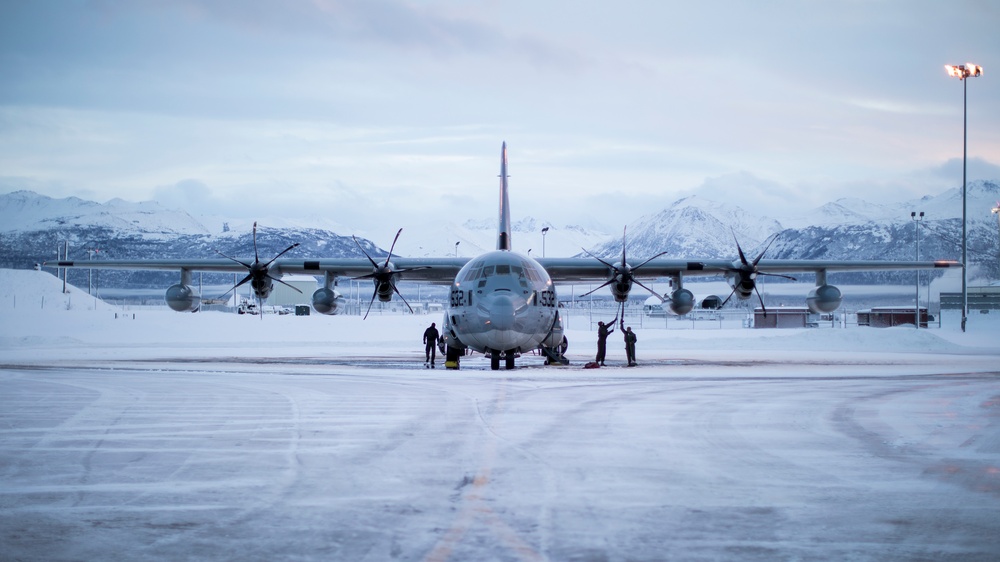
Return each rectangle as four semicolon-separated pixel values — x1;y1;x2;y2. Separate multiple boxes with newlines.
2;270;999;560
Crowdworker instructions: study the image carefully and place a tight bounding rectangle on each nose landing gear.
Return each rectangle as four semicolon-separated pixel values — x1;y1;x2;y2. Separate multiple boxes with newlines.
489;349;518;370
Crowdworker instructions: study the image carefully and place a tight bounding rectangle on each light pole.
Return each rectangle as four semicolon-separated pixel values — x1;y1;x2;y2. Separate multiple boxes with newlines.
993;202;1000;278
911;212;924;329
62;240;69;294
541;227;549;258
87;248;96;295
454;241;460;257
87;248;102;296
946;62;982;332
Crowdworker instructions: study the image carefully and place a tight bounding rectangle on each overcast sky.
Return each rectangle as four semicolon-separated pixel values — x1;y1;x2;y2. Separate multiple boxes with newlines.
1;0;998;232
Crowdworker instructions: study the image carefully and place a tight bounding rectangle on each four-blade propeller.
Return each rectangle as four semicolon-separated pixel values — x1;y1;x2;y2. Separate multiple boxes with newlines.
217;222;302;315
352;228;430;320
580;227;668;317
719;231;796;316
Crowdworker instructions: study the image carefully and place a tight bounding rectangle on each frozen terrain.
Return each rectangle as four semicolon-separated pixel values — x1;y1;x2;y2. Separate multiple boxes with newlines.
1;269;999;561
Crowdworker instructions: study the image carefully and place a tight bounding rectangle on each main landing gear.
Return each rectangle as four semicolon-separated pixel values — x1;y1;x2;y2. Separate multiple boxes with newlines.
541;335;569;366
444;345;463;370
541;346;569;366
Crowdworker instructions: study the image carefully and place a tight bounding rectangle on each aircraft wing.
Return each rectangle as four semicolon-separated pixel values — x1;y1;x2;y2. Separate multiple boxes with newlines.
274;257;469;284
48;259;253;273
748;259;960;274
536;258;720;283
46;257;470;284
48;256;958;283
536;257;960;283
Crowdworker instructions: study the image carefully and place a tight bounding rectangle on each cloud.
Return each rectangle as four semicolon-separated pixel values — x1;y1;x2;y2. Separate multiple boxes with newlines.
152;179;223;211
2;0;998;236
682;172;813;217
925;158;1000;184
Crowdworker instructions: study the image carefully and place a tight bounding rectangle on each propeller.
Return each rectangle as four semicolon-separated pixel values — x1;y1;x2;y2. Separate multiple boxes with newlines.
352;228;430;320
217;222;302;315
719;231;796;317
579;226;668;318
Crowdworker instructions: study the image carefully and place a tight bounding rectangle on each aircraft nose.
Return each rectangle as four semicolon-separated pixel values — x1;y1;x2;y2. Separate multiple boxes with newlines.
488;294;516;331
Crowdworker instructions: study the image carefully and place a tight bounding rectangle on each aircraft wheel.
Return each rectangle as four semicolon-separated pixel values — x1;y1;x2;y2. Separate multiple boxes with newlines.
505;352;516;370
490;352;500;371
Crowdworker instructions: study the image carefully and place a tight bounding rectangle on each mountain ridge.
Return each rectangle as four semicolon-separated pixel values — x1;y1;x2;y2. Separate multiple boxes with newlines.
2;182;998;289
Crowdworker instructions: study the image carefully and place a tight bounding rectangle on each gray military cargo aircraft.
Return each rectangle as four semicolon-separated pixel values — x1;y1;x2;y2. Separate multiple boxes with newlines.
47;143;959;370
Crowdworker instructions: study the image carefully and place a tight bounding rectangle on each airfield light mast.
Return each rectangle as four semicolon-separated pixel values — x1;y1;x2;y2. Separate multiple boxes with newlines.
62;240;69;294
992;202;1000;278
945;62;982;332
87;248;99;296
541;227;549;258
911;212;924;329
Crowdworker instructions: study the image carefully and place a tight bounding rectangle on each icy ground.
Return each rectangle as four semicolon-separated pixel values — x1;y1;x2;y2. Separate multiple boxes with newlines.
1;269;999;561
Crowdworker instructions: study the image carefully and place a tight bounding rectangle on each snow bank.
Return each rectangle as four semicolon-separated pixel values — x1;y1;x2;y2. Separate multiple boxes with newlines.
1;269;997;364
0;268;113;312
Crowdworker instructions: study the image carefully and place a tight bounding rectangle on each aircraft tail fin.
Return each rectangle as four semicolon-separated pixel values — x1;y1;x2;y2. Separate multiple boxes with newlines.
497;142;512;251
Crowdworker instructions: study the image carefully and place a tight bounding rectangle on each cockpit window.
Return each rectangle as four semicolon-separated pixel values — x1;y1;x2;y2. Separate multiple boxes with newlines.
464;257;547;287
521;260;541;284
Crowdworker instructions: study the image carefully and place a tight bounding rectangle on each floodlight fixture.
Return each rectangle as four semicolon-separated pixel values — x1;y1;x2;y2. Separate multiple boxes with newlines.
945;64;983;79
945;62;982;332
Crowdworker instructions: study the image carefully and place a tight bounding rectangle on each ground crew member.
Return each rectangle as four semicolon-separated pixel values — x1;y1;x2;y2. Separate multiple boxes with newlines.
621;319;637;366
423;322;440;368
595;319;616;366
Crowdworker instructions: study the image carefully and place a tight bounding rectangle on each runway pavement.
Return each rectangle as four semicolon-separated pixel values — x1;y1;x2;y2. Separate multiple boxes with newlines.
1;355;999;561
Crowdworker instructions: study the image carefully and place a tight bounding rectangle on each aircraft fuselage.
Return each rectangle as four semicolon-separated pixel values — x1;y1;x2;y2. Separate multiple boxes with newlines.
446;250;560;357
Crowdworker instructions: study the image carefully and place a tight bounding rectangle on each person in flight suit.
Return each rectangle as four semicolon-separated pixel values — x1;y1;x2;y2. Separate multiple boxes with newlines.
595;318;616;366
423;322;440;368
621;319;637;367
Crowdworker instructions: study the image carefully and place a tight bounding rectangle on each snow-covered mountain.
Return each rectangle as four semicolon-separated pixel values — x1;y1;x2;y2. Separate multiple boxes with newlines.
789;198;901;228
398;217;613;259
0;191;387;289
2;181;999;288
0;190;211;238
609;181;1000;259
586;195;785;260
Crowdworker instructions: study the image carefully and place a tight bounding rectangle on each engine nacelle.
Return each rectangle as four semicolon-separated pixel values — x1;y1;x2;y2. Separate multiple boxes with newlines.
806;284;842;313
311;288;345;315
165;284;201;312
610;278;633;303
251;275;274;301
669;288;695;316
731;277;755;300
376;281;395;302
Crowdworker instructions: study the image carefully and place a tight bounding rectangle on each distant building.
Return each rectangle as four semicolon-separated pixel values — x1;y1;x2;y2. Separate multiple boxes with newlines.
267;275;318;306
856;307;929;328
754;307;812;328
940;286;1000;311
